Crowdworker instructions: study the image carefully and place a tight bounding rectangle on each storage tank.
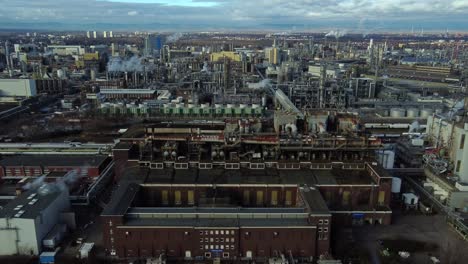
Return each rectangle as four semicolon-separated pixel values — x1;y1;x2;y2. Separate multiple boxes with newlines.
392;177;402;194
406;108;419;118
390;108;406;118
420;108;434;118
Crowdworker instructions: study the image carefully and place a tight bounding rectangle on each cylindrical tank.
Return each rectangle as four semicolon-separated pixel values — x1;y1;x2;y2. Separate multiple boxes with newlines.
420;108;434;118
406;108;419;118
392;177;402;194
390;108;406;118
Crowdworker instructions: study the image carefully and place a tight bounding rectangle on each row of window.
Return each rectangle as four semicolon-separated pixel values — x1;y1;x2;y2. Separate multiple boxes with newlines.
199;230;235;235
201;245;235;250
200;237;234;243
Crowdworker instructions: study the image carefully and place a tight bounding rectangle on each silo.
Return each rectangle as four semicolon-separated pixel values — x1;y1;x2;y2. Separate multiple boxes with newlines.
406;108;419;118
390;108;406;118
420;108;434;118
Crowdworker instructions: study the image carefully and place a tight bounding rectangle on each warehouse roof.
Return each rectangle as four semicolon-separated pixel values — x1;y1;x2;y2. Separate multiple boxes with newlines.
0;155;108;167
0;189;65;219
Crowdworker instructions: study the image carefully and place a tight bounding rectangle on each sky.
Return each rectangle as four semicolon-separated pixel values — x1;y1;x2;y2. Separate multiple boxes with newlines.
0;0;467;32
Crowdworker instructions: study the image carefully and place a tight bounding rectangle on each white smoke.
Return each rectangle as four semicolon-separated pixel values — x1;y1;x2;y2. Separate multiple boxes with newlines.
25;169;88;196
201;61;211;73
325;29;347;39
409;120;420;133
107;56;144;72
166;33;184;43
248;79;271;90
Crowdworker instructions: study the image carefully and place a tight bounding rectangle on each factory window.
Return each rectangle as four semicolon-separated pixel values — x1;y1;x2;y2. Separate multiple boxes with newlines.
285;190;292;206
184;231;190;236
109;229;113;235
243;190;250;205
200;231;203;235
231;237;235;242
205;252;211;258
456;160;462;173
220;230;224;235
210;230;214;235
215;238;219;242
256;191;264;206
200;238;203;243
378;191;386;205
318;220;323;224
271;191;278;206
245;231;250;237
342;191;351;206
200;245;204;250
205;245;209;250
210;238;214;242
162;190;169;205
205;231;209;235
223;252;230;258
108;221;113;227
215;230;219;235
324;220;329;225
205;238;208;242
318;228;322;233
220;238;224;242
460;135;466;149
210;245;214;249
273;232;279;237
188;190;195;205
230;245;235;250
324;228;328;232
215;245;219;249
231;230;235;235
175;191;182;205
226;238;230;242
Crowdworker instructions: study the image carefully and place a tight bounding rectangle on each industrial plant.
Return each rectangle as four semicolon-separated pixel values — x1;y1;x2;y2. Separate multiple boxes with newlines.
0;10;468;264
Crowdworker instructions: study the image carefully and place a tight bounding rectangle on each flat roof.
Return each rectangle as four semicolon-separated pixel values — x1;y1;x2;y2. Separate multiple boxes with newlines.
0;155;108;167
124;217;311;228
0;189;64;219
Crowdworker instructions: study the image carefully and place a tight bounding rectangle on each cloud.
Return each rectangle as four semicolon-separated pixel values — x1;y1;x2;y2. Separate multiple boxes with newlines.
0;0;466;31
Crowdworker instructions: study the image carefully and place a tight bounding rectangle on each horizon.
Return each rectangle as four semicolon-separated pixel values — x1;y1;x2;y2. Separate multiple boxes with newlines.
0;0;466;32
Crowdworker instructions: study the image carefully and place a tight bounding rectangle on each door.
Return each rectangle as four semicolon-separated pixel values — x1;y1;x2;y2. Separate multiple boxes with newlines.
378;191;386;205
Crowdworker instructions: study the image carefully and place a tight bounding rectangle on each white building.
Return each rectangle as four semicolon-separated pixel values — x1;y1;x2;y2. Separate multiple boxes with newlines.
0;79;37;97
48;45;85;56
0;189;70;255
426;114;468;183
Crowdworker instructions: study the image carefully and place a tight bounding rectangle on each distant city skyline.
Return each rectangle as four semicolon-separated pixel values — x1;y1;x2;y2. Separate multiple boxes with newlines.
0;0;467;32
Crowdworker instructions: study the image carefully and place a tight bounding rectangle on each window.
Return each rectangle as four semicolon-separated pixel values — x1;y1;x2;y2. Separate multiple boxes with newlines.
175;191;182;205
318;220;323;224
184;231;189;236
285;190;292;206
318;228;322;232
205;252;211;258
256;191;264;206
271;190;278;206
220;230;224;235
220;245;224;249
245;232;250;236
215;230;219;235
230;245;235;250
226;238;230;242
205;245;209;250
220;238;224;242
243;190;250;205
200;238;204;243
210;231;213;235
210;238;214;242
200;245;204;250
273;232;279;237
223;252;230;258
205;238;208;242
324;228;328;232
456;160;462;173
324;220;329;225
460;135;466;149
162;190;169;205
199;231;203;235
215;238;219;242
188;190;195;205
231;230;235;235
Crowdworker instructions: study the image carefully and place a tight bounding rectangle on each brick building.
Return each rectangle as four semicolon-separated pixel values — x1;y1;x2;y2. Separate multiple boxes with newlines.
0;155;111;179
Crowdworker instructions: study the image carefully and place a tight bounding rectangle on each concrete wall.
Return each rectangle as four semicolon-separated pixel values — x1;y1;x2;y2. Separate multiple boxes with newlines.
0;79;37;97
0;218;38;255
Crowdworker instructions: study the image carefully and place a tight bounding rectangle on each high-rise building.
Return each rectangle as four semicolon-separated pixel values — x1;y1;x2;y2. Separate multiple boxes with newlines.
86;31;91;38
103;31;108;38
265;47;281;65
144;34;163;57
109;31;113;38
93;31;97;39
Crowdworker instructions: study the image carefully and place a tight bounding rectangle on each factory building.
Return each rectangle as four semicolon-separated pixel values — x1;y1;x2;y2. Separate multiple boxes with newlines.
0;79;37;97
210;51;242;62
0;155;110;179
47;45;86;56
100;88;156;99
0;188;71;255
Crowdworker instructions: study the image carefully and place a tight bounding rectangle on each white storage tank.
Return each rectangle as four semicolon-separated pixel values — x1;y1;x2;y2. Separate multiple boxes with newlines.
392;177;402;194
406;108;419;118
390;108;406;118
420;108;434;118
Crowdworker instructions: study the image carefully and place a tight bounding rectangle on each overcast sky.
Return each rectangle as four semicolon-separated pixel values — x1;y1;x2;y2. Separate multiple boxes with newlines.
0;0;467;32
